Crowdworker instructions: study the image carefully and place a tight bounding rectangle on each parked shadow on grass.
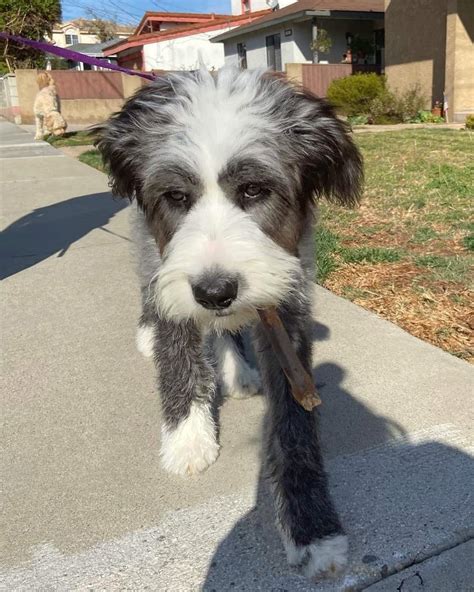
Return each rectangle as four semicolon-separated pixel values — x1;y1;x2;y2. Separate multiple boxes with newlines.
203;356;473;591
0;193;127;280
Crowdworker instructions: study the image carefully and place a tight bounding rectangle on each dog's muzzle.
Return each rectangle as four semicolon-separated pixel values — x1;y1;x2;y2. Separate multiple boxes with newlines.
191;270;238;311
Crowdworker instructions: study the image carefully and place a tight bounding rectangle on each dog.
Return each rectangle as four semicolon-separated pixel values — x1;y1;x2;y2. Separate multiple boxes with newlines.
95;67;362;578
34;72;67;140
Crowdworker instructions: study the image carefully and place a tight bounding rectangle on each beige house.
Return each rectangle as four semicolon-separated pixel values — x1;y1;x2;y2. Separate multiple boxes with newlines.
51;20;133;48
384;0;473;122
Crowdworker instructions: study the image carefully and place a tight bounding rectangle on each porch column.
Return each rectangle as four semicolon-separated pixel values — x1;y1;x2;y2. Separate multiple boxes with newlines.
312;18;318;64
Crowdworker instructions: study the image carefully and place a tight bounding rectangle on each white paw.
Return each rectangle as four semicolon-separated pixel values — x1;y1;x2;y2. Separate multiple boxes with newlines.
34;134;44;141
226;365;261;399
160;403;219;476
283;534;348;578
136;324;154;358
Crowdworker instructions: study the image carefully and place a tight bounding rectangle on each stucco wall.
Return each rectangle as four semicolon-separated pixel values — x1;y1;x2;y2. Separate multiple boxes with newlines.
292;23;313;63
143;31;227;71
385;0;473;119
14;69;143;124
222;24;309;71
445;0;474;120
60;99;124;123
385;0;448;108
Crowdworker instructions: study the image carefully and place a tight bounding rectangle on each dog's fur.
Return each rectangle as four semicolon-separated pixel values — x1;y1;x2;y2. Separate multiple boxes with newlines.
34;72;67;140
95;67;362;578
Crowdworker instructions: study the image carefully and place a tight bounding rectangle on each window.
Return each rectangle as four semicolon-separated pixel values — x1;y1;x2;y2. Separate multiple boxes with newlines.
266;34;281;71
237;43;247;69
65;34;79;45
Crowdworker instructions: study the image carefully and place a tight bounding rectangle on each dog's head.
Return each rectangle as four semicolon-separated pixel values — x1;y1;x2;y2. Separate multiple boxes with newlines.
95;68;362;331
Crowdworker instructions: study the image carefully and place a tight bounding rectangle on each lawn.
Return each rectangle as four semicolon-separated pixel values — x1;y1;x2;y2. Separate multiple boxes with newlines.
77;129;473;362
47;130;95;147
78;149;106;172
318;129;473;362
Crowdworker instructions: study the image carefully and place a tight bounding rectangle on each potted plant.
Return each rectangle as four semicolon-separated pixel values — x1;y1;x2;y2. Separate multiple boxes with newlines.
310;29;332;55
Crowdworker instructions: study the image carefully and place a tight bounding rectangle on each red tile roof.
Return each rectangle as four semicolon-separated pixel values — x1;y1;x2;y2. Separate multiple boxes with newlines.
134;11;233;36
104;10;271;56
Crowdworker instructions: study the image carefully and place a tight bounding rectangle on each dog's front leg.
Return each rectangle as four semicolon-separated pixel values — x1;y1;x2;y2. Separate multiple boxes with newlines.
255;305;347;578
155;317;219;476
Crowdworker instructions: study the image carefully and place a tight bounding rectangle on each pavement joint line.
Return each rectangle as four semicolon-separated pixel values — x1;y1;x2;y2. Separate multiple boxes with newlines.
0;154;65;160
1;176;103;185
1;142;49;148
361;532;474;590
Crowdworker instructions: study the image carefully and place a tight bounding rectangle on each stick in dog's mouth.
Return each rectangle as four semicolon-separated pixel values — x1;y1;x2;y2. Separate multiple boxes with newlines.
258;307;321;411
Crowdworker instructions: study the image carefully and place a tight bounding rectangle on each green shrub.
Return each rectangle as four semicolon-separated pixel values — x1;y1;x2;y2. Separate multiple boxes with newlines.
411;110;444;124
368;84;427;124
327;73;386;117
394;85;427;122
348;114;369;126
466;115;474;130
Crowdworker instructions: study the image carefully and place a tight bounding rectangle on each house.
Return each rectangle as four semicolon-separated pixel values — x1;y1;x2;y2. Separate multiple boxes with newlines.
51;20;133;48
211;0;384;71
103;11;270;72
384;0;473;122
57;39;122;71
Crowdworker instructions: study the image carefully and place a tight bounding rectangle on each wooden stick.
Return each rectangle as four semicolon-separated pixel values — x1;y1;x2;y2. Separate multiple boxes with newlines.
258;307;321;411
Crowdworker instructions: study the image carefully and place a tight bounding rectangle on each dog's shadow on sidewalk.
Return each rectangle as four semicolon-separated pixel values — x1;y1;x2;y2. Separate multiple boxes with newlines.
0;193;127;280
203;322;473;591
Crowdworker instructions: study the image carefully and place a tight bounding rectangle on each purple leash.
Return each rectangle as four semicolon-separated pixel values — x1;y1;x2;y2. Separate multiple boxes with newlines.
0;32;156;81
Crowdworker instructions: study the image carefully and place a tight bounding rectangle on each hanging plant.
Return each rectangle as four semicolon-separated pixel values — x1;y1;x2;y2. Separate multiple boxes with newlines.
310;29;332;54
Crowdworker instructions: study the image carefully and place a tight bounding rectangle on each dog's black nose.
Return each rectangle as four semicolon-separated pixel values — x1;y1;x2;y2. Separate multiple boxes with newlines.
192;275;238;310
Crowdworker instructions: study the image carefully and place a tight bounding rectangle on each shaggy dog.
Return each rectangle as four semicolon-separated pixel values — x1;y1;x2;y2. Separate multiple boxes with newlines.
95;67;362;578
34;72;67;140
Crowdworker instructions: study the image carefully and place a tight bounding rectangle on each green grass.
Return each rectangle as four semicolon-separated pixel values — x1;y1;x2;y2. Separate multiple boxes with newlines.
78;149;106;172
340;246;403;264
318;129;474;280
463;234;474;252
47;130;95;147
411;226;439;244
415;254;473;283
315;226;340;283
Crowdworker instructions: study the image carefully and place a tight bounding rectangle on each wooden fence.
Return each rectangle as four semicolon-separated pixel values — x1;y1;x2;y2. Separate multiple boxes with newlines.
287;63;381;98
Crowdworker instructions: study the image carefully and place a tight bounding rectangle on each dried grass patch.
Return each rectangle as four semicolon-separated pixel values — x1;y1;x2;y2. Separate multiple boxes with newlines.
325;262;473;362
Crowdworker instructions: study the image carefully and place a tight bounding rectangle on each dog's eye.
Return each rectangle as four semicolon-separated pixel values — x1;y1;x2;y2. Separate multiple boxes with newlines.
243;184;263;199
164;190;187;203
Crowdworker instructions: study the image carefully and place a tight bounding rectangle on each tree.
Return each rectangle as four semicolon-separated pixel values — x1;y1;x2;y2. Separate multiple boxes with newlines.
0;0;61;73
84;10;119;43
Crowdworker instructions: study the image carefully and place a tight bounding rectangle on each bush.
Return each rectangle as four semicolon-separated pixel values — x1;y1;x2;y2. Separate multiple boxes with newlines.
410;110;444;124
393;85;427;122
466;115;474;130
328;74;430;125
348;114;369;126
327;73;386;117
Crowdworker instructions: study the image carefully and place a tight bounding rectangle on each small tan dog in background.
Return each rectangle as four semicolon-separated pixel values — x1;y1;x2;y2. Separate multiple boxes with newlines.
34;72;67;140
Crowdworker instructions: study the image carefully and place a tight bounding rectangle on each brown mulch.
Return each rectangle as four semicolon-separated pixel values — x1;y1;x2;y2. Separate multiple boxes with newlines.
325;261;473;362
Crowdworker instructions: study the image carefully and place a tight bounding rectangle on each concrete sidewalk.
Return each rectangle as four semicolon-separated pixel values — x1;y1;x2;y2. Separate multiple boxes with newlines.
1;119;473;591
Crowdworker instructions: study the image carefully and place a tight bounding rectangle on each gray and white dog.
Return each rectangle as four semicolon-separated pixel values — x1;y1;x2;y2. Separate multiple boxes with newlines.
95;67;362;578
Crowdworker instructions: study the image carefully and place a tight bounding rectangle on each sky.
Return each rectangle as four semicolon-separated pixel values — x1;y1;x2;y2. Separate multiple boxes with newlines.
62;0;233;23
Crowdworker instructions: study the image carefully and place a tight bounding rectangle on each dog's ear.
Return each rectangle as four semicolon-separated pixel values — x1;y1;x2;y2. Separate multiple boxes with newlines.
285;85;363;207
93;78;176;201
